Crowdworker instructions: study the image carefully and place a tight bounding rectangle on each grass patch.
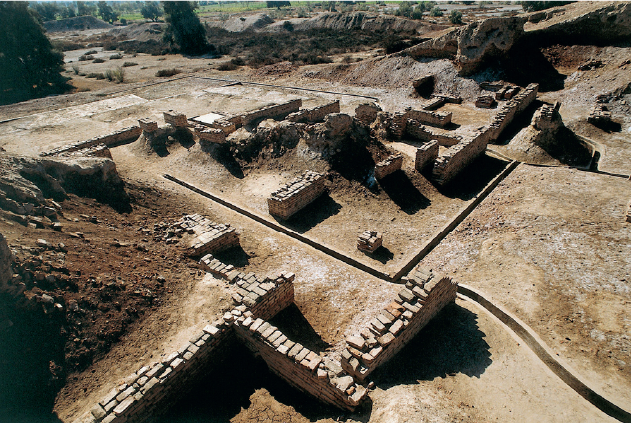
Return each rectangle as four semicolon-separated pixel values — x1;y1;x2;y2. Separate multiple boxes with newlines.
105;67;125;83
155;68;181;77
92;58;105;63
122;62;139;67
78;54;94;61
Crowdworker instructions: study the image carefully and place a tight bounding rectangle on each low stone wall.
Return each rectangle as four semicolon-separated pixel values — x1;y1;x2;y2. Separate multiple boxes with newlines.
268;171;326;220
588;103;612;126
475;95;496;108
234;319;368;411
405;109;452;128
415;141;439;172
406;121;462;146
209;119;237;134
170;214;239;257
374;154;403;179
355;103;381;125
193;125;226;144
138;118;158;133
287;100;340;123
163;110;188;127
41;126;142;156
63;144;112;159
340;268;457;381
241;99;302;127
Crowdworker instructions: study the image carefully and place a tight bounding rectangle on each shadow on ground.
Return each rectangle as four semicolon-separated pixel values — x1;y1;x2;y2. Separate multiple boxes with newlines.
379;170;431;214
200;142;245;179
275;193;342;233
372;303;492;387
439;154;508;201
213;245;251;268
366;245;395;264
269;304;330;354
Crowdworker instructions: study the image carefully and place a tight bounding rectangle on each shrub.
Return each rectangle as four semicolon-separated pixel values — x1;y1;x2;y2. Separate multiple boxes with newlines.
72;65;80;74
86;49;98;55
86;72;106;79
282;21;294;32
230;57;245;66
155;68;181;77
122;62;138;67
105;67;125;82
449;9;462;24
429;6;443;17
217;61;237;71
79;54;94;61
92;58;105;63
109;53;122;60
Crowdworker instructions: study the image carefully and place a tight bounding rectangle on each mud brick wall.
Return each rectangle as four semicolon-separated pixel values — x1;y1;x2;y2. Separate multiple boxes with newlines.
231;272;296;320
432;83;538;185
209;119;237;135
287;100;340;123
374;154;403;179
406;120;462;146
340;269;457;382
84;321;237;423
64;144;112;159
41;126;142;156
171;214;239;257
268;171;326;219
354;103;381;125
138;118;158;133
163;110;188;127
240;99;302;126
415;140;439;172
194;125;226;144
405;109;452;128
234;318;368;411
422;97;446;111
588;103;612;125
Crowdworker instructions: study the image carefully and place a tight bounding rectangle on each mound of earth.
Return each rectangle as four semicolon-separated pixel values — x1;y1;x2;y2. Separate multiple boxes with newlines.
107;22;165;42
43;16;113;33
206;13;274;32
267;12;428;34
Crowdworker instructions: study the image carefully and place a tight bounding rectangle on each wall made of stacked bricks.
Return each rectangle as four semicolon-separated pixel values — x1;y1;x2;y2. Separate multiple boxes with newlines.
431;83;538;185
194;126;226;144
163;110;188;127
268;171;327;220
41;126;142;157
138;119;158;133
340;272;457;382
241;99;302;126
287;101;340;123
415;140;439;172
405;121;462;146
84;323;237;423
405;109;452;128
234;319;368;411
374;154;403;179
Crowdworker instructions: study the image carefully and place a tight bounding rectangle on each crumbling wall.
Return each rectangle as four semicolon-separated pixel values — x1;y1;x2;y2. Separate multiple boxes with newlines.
194;125;226;144
415;141;439;172
163;110;188;127
432;83;539;185
406;120;462;146
355;103;382;125
234;318;368;411
268;171;327;219
241;99;302;127
374;154;403;179
41;126;142;157
405;109;452;128
169;214;239;257
287;101;340;123
340;268;457;381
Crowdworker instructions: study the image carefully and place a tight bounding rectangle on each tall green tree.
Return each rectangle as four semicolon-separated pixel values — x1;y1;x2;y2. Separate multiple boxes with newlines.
98;1;119;24
0;2;70;105
141;1;163;22
162;1;209;55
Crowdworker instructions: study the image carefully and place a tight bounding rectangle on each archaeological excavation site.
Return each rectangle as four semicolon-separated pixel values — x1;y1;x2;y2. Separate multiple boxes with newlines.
1;1;631;422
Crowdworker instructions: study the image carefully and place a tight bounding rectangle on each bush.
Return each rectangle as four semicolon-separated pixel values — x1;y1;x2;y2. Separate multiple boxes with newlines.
449;9;462;24
93;57;105;63
122;62;138;67
105;67;124;82
230;57;245;66
155;68;181;77
109;53;122;60
86;72;106;79
217;61;237;71
86;49;98;54
72;65;80;75
282;20;294;32
79;54;94;61
429;6;443;17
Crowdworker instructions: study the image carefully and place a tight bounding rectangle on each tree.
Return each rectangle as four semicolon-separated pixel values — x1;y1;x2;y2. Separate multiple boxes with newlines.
31;2;60;22
411;5;424;19
429;5;443;16
449;9;462;24
162;1;210;55
98;1;119;24
77;1;97;17
0;2;70;105
397;2;412;17
266;1;291;8
141;1;163;22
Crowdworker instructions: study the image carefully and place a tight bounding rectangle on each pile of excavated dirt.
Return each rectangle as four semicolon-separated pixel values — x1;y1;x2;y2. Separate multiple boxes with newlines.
44;16;113;33
205;12;274;32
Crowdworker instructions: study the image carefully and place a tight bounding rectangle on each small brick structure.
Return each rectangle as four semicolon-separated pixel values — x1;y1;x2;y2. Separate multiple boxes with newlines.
287;100;340;123
268;171;327;220
357;231;382;253
340;267;457;382
240;99;302;127
138;118;158;133
405;109;452;128
588;103;612;126
415;140;439;172
374;154;403;179
193;125;226;144
354;103;382;125
168;214;239;257
163;110;188;127
475;95;496;108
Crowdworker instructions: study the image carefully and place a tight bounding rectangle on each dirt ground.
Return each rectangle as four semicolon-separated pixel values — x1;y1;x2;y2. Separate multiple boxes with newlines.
1;6;631;422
